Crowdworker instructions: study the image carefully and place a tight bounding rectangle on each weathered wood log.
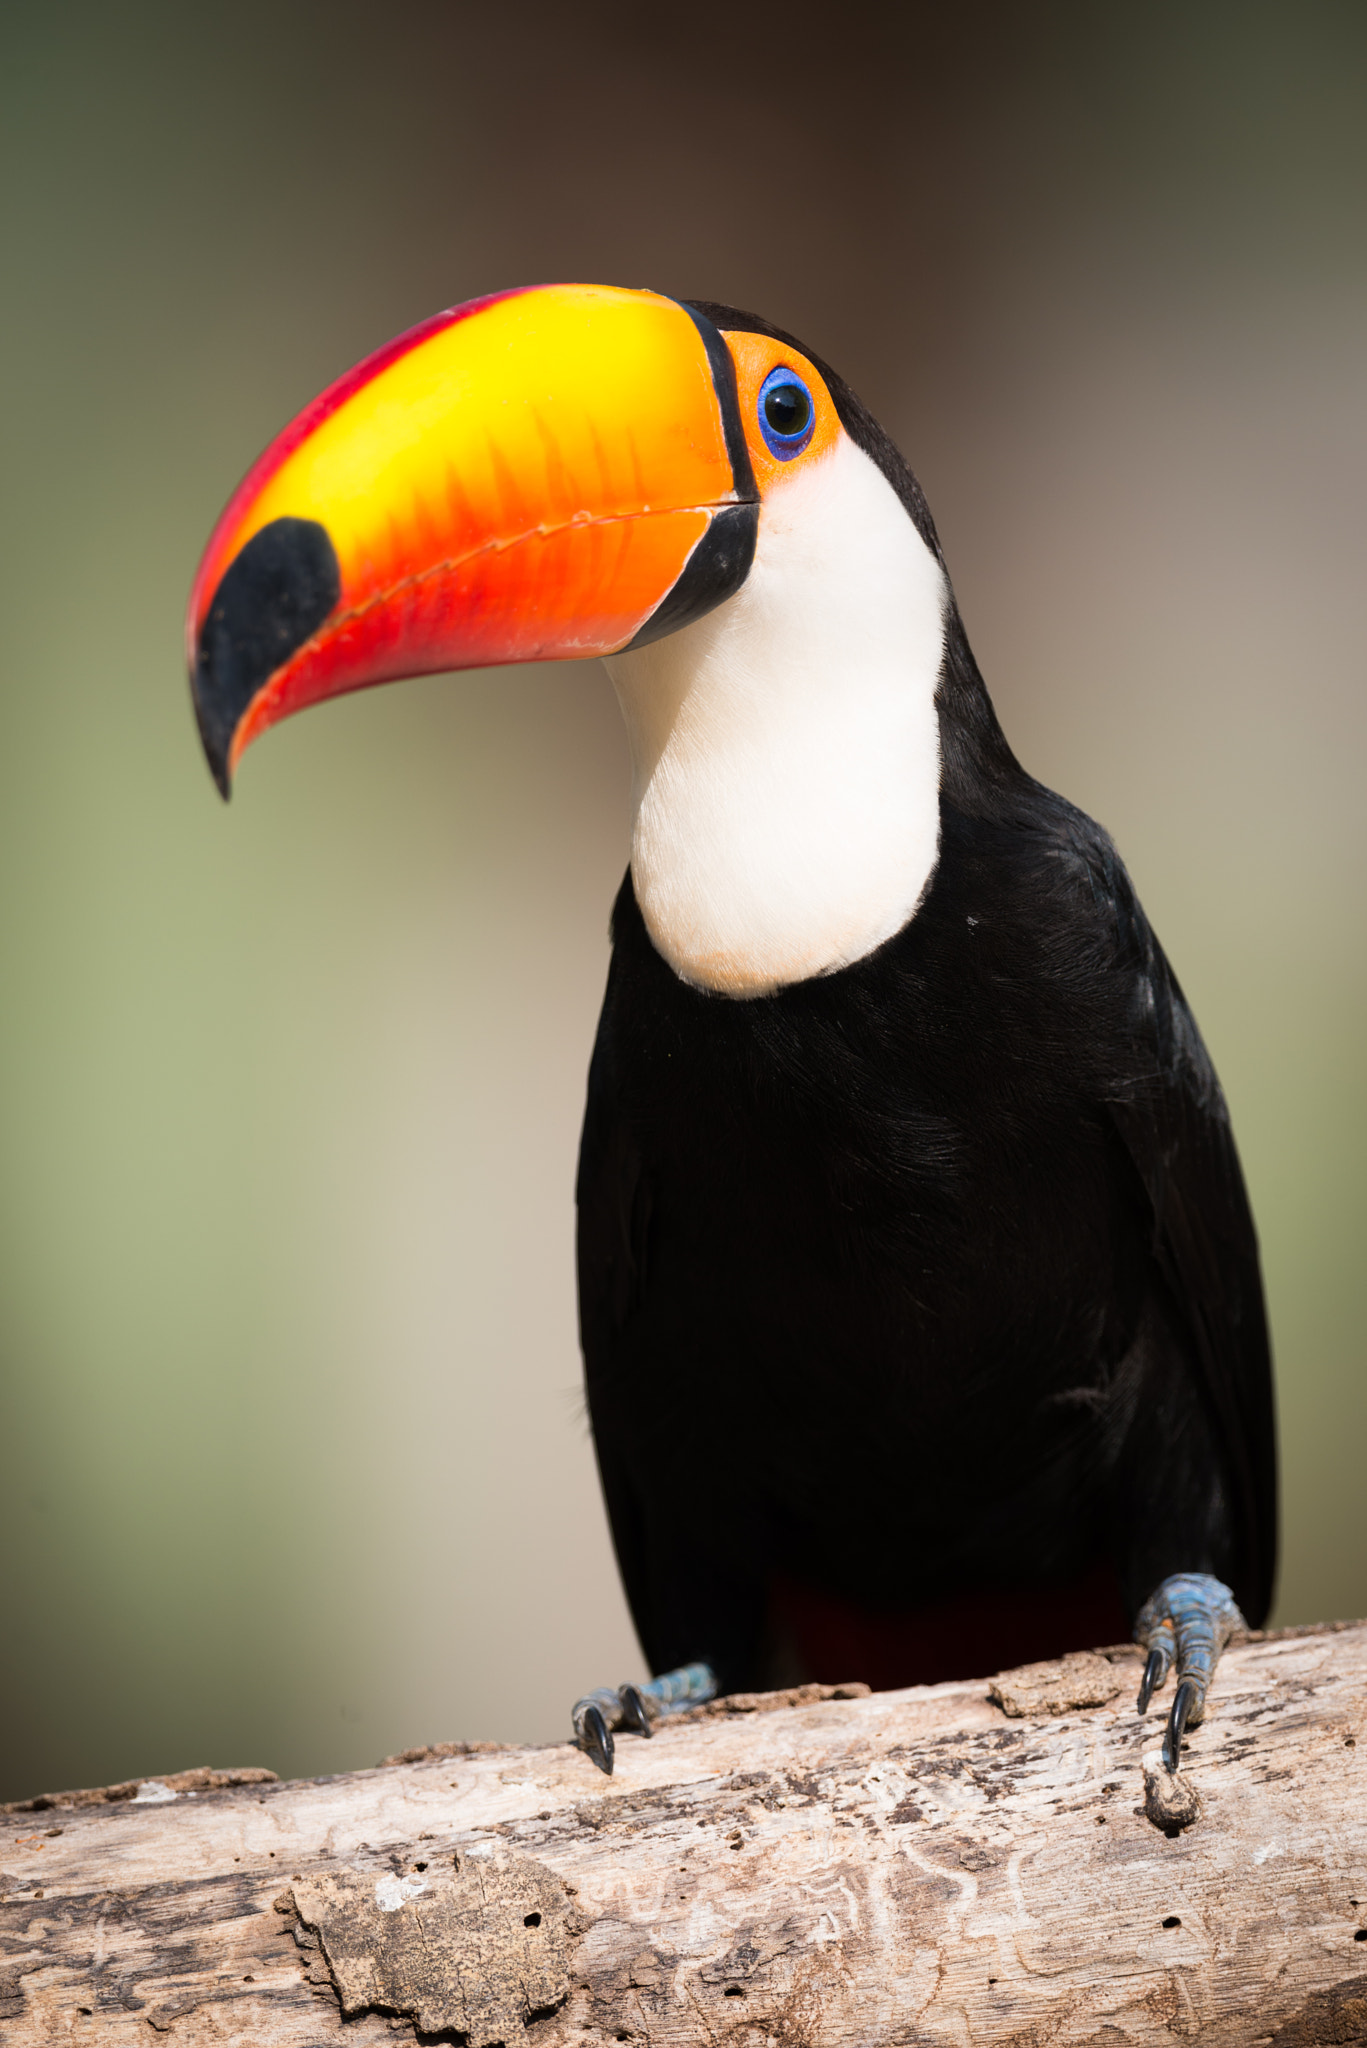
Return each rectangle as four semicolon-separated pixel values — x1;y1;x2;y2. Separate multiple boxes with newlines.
3;1627;1365;2044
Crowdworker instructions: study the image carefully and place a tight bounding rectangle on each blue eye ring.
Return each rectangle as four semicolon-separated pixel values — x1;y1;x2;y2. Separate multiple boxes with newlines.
757;365;816;461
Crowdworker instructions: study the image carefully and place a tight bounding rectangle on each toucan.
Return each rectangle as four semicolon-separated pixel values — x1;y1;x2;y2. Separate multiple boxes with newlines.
188;284;1277;1778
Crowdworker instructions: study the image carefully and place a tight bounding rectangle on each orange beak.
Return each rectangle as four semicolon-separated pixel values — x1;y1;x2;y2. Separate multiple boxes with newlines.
188;284;758;795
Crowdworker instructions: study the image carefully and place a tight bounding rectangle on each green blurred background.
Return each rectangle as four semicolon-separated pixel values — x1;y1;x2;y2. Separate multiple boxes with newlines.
1;0;1364;1802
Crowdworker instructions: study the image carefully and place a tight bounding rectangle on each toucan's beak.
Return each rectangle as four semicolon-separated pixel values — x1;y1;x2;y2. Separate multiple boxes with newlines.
187;285;758;795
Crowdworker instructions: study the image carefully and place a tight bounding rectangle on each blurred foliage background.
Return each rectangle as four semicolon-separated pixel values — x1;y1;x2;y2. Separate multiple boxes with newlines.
1;0;1364;1802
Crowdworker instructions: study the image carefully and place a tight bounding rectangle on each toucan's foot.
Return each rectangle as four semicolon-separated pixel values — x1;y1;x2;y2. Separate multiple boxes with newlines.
1134;1573;1244;1771
571;1661;717;1775
571;1690;621;1774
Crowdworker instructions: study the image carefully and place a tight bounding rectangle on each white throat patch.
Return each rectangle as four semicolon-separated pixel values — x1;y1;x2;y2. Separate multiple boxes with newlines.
604;431;946;998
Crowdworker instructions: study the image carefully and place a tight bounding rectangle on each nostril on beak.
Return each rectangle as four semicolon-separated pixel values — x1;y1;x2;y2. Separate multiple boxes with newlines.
192;516;340;796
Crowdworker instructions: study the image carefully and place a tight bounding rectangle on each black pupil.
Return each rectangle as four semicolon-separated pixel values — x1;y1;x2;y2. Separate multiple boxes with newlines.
764;382;810;438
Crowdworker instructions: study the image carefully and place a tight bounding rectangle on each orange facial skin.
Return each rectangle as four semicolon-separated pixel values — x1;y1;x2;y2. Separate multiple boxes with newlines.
188;285;752;790
721;329;844;492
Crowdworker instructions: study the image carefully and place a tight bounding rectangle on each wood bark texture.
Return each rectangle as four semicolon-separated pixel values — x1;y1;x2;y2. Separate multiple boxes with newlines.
2;1627;1365;2046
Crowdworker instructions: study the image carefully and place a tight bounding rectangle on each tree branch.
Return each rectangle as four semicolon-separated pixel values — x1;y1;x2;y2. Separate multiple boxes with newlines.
3;1626;1365;2043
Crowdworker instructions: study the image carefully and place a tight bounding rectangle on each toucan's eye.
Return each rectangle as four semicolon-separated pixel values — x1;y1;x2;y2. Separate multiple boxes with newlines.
758;366;815;460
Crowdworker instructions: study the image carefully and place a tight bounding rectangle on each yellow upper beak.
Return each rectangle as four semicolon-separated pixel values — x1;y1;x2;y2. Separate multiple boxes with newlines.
188;284;757;794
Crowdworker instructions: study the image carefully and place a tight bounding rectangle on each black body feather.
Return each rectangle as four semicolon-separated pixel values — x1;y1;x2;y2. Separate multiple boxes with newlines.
575;310;1276;1692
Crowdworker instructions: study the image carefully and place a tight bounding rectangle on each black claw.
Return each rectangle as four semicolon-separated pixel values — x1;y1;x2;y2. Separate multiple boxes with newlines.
580;1703;615;1775
619;1684;654;1737
1164;1679;1197;1774
1137;1647;1166;1715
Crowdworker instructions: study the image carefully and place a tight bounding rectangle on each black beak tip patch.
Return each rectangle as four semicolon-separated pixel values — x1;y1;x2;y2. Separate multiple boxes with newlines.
191;516;341;798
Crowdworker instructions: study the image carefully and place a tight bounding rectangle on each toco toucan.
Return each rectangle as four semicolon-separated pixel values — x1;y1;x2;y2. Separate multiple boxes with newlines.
188;285;1276;1778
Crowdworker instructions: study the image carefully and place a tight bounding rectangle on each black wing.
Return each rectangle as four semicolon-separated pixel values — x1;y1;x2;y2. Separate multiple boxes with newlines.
574;994;662;1663
1081;826;1278;1625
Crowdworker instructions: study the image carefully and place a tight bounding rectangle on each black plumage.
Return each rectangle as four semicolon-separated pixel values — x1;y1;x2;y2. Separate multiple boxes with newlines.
576;311;1276;1695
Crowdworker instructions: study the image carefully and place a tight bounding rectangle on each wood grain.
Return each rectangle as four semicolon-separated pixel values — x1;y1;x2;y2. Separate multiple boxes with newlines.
3;1627;1365;2044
